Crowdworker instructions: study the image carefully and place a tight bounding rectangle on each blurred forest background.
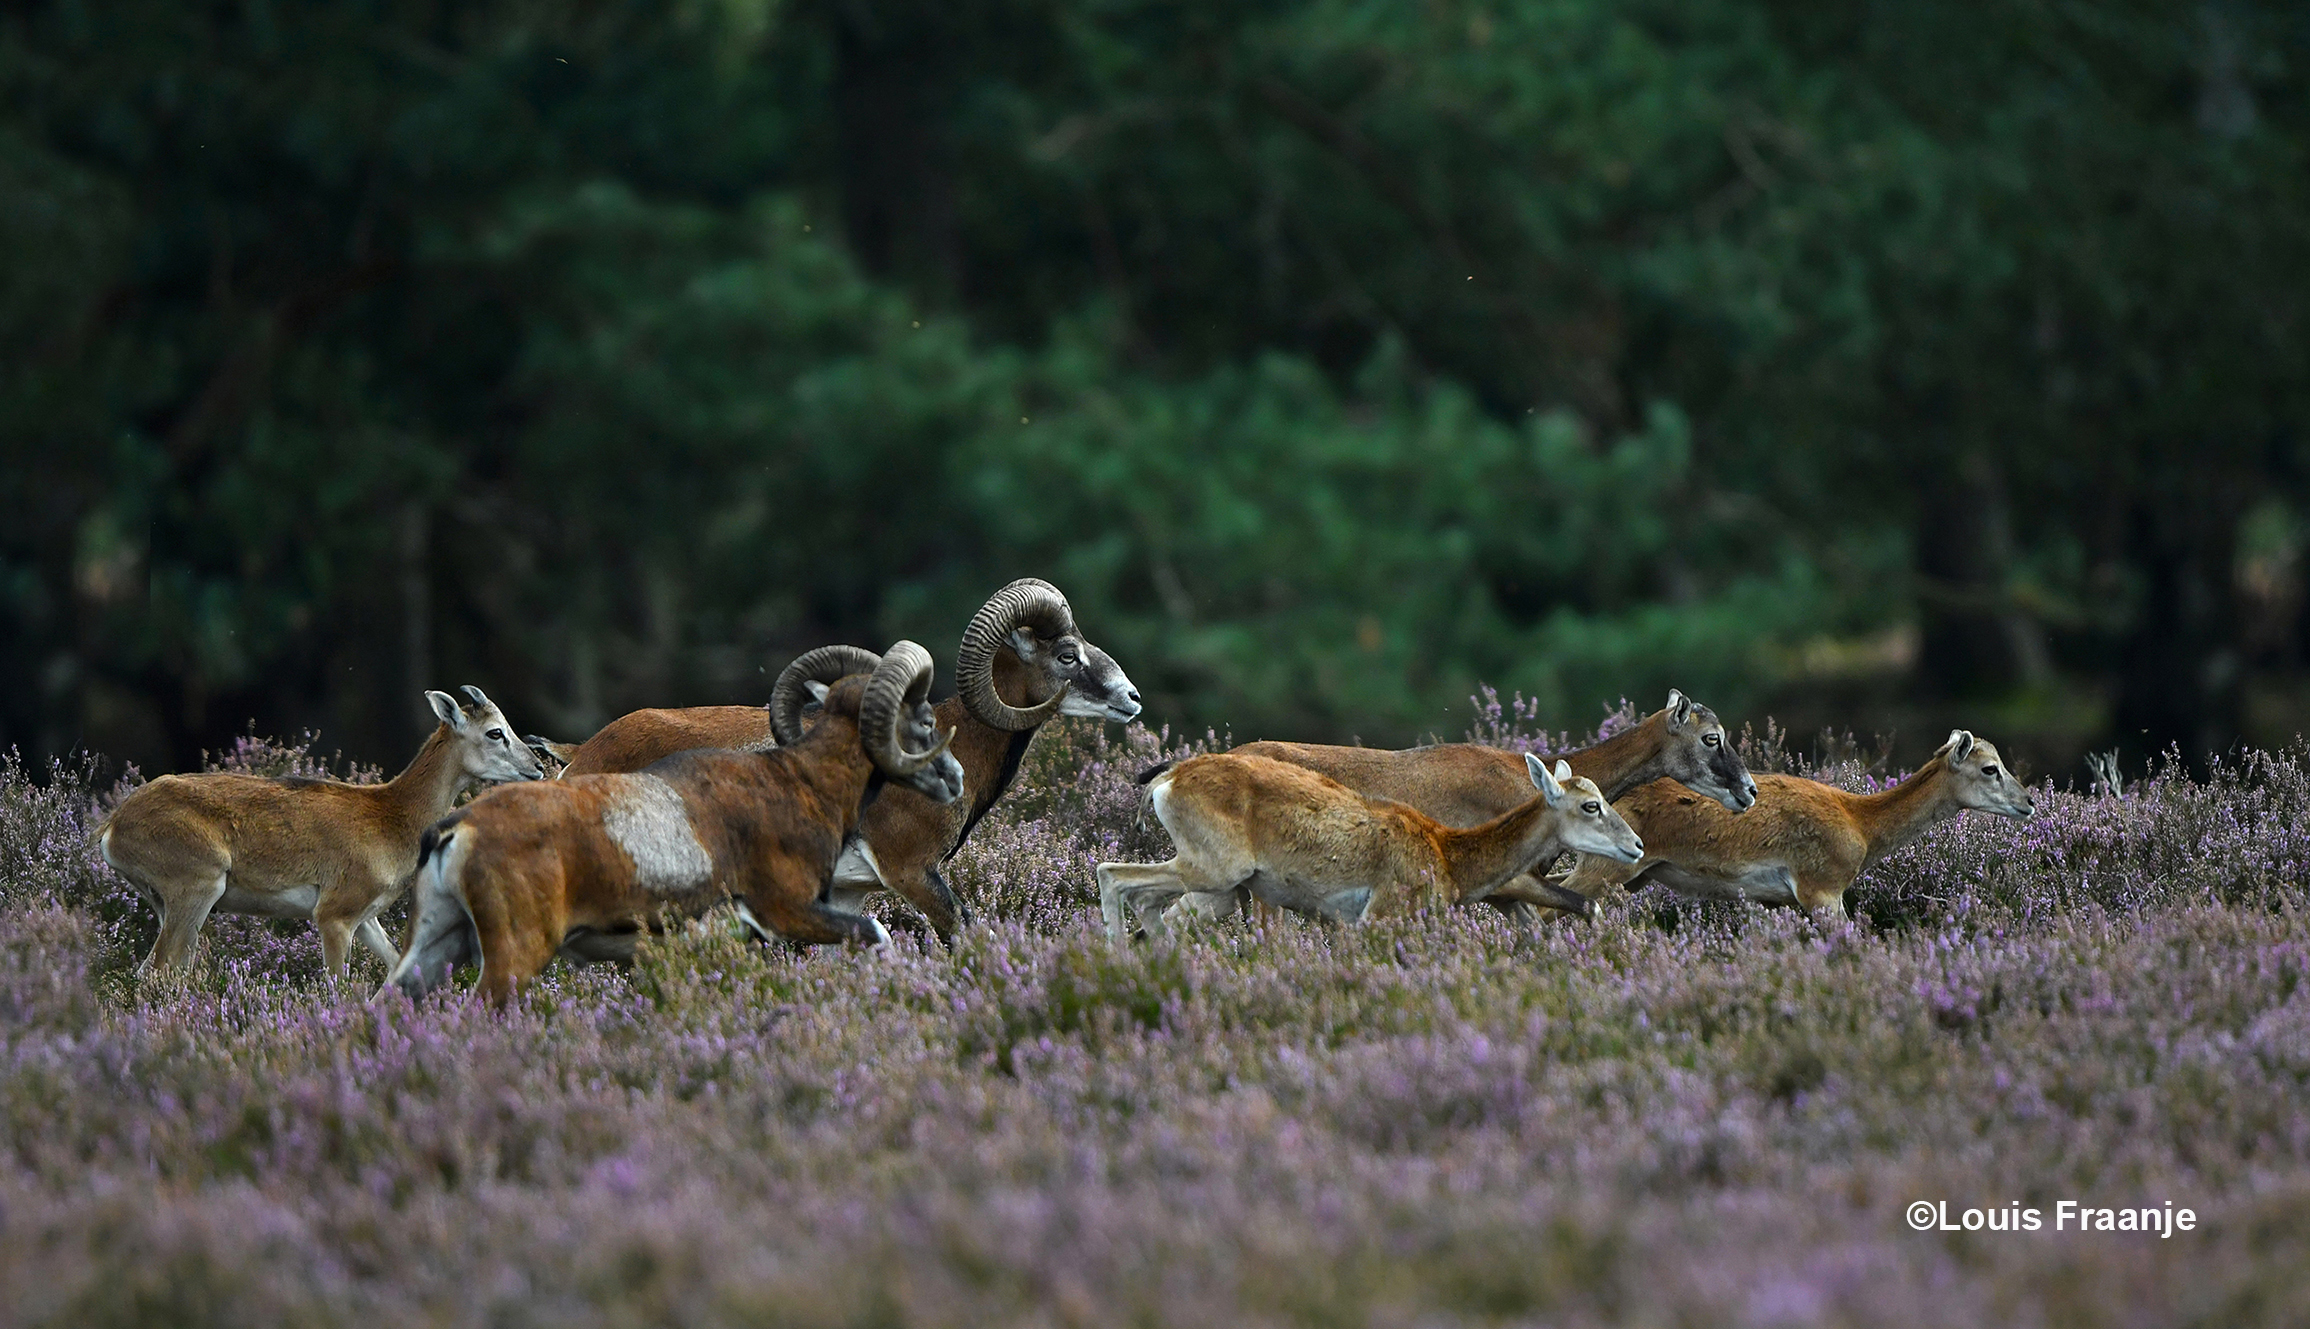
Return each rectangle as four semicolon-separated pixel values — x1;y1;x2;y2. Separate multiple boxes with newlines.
4;0;2309;779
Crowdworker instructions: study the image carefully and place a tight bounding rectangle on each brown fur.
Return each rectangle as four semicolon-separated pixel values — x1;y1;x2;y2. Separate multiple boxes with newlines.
383;673;958;1004
527;629;1139;942
554;706;773;777
843;647;1055;935
1098;751;1642;939
99;692;544;975
1561;730;2034;918
1230;692;1753;916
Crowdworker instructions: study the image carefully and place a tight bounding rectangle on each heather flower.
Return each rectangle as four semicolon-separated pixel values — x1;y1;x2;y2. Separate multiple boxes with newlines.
2;709;2308;1324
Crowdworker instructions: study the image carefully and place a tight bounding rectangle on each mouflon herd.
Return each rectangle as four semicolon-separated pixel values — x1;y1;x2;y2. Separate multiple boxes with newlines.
97;578;2035;1002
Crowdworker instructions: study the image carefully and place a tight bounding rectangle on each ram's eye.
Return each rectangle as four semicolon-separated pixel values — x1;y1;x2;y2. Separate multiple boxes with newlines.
1982;764;1999;778
487;728;505;742
1583;801;1601;815
1702;732;1721;747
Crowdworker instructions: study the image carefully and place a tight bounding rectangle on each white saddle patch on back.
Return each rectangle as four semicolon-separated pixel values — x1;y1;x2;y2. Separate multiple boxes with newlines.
603;775;716;894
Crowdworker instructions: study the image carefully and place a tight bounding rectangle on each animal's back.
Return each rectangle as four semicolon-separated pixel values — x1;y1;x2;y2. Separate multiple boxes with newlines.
105;771;382;884
559;706;775;776
1615;772;1864;863
1163;753;1444;888
445;776;660;915
1230;740;1530;828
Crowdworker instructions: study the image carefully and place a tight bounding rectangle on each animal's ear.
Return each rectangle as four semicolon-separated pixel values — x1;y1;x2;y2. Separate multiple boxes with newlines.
1007;627;1043;660
1944;729;1976;762
1527;753;1570;806
425;690;463;727
804;680;832;705
460;684;493;712
1667;688;1693;726
1554;759;1576;785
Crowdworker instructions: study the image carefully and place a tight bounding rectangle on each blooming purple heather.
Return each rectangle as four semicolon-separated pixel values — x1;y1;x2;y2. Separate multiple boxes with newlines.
3;710;2309;1325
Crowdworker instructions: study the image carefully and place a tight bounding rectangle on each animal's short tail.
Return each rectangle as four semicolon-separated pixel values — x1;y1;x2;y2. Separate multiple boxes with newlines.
415;812;466;873
381;817;479;1003
1136;760;1177;785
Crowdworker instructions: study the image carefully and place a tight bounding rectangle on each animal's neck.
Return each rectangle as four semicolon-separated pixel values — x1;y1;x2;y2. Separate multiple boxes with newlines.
784;715;879;831
380;725;468;831
941;647;1051;832
990;646;1056;708
1565;714;1668;801
1848;758;1960;863
1436;799;1564;902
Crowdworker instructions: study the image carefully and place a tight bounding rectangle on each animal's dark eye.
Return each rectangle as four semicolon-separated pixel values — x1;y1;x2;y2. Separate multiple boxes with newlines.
1702;732;1721;747
487;728;505;742
1982;764;1999;778
1583;801;1601;815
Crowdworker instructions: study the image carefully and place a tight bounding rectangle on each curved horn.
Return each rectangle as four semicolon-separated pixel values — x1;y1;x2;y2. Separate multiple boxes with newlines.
861;640;953;778
956;578;1077;732
769;645;883;744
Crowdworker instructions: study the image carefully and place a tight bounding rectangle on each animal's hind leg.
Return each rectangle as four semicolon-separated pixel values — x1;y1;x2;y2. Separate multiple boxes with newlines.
1096;861;1185;942
1165;887;1249;930
145;869;229;974
456;870;562;1006
381;894;478;1001
104;826;229;975
1560;852;1648;904
746;884;891;950
354;918;400;967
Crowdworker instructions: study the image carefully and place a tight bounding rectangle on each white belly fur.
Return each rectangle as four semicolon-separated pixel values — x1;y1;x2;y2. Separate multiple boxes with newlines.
218;883;321;919
1647;861;1798;905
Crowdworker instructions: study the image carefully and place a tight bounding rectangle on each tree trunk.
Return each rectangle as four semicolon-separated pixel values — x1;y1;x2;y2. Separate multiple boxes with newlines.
2111;499;2242;767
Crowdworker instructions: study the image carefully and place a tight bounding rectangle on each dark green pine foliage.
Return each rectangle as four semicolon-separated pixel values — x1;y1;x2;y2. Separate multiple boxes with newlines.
2;0;2306;772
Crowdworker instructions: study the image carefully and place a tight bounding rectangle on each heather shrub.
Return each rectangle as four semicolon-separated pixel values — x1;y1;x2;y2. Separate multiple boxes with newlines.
0;751;114;913
941;717;1214;928
6;710;2310;1324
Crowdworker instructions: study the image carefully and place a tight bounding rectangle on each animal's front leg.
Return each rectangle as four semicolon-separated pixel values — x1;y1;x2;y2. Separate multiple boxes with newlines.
871;850;968;945
1481;872;1597;921
1796;872;1852;923
745;864;892;951
824;839;885;919
927;866;971;931
316;916;356;976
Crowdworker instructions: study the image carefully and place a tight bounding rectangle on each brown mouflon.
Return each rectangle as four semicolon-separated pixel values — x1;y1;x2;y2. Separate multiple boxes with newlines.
532;578;1141;941
100;686;545;976
1225;688;1755;919
381;643;965;1004
1099;751;1642;940
1562;729;2034;919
